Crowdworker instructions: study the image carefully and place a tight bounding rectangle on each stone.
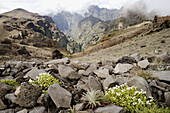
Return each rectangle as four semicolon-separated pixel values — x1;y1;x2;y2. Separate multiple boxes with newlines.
44;57;70;65
16;109;28;113
37;94;48;105
52;49;63;59
15;82;42;107
47;83;72;108
87;76;102;91
94;104;126;113
130;53;141;62
94;67;110;78
58;64;80;79
164;92;170;107
5;93;16;103
118;56;136;64
24;67;46;80
114;63;133;74
137;59;149;69
102;65;114;74
0;99;6;110
29;106;45;113
150;71;170;82
71;61;89;70
0;83;12;99
103;75;116;89
75;103;85;111
17;46;30;56
81;63;98;76
0;109;14;113
127;76;152;97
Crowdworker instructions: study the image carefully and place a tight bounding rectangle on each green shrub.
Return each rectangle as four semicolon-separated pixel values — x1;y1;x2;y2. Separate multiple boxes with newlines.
29;73;60;93
82;90;106;109
105;84;154;112
137;104;170;113
0;79;20;87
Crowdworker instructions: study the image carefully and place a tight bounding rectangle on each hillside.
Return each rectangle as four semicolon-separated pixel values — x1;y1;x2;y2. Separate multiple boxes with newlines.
0;8;75;62
72;21;170;63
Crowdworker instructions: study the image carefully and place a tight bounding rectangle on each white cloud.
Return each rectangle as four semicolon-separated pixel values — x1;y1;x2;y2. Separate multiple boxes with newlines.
0;0;170;16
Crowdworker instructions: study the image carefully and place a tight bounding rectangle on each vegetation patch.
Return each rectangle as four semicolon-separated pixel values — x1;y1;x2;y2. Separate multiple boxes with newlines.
0;79;20;87
29;73;60;93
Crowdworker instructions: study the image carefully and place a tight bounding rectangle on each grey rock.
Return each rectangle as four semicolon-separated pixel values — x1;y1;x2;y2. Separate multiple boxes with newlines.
0;76;13;80
150;71;170;82
130;53;141;62
0;99;6;110
118;56;136;64
102;65;114;74
0;109;14;113
94;67;110;78
47;83;72;108
45;57;70;65
127;76;152;97
68;71;81;80
81;63;97;76
29;106;45;113
87;76;102;91
75;103;85;111
77;80;89;91
103;75;116;89
24;67;46;80
94;104;126;113
101;59;113;66
37;94;48;105
5;93;16;103
149;80;167;92
16;109;28;113
137;59;149;69
5;61;21;68
0;83;12;99
15;82;42;107
71;61;89;70
164;92;170;107
114;63;133;74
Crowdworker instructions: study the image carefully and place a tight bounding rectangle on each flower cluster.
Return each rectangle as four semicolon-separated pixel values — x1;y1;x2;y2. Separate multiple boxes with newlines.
105;84;154;112
29;73;60;93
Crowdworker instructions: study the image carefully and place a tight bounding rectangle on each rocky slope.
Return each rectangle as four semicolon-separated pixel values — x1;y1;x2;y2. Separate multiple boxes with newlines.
0;53;169;112
0;8;80;61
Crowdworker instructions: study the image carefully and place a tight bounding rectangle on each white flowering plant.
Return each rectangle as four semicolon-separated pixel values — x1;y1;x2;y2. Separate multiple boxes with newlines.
105;84;154;112
29;73;60;93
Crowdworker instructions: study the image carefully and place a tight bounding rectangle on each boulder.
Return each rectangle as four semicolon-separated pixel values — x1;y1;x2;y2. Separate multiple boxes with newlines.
47;83;72;108
130;53;141;62
164;92;170;107
24;67;46;80
0;99;6;110
16;109;28;113
71;61;89;70
118;56;136;64
94;104;126;113
94;67;110;78
87;76;102;91
150;71;170;82
29;106;45;113
103;75;116;89
15;82;42;107
114;63;133;74
44;57;70;65
137;59;149;69
52;49;63;59
58;64;80;79
0;109;14;113
102;65;114;74
79;63;97;76
127;76;152;97
5;93;16;103
0;83;12;99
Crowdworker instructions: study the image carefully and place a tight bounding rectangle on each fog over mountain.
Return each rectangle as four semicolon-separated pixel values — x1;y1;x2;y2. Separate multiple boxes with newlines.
0;0;170;16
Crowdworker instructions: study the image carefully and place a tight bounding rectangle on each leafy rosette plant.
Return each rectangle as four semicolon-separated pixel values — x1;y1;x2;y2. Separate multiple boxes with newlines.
82;90;108;109
29;73;60;93
105;84;154;112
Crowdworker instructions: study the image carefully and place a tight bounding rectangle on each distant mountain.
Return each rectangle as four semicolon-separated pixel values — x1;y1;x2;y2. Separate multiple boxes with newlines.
0;8;80;53
52;5;120;51
84;5;120;21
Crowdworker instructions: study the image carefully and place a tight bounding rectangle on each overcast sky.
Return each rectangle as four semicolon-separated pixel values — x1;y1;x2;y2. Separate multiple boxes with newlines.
0;0;170;16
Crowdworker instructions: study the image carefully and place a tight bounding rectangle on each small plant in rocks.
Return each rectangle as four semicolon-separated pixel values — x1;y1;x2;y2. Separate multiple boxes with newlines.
105;84;155;112
82;90;107;109
29;73;60;93
0;79;20;87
